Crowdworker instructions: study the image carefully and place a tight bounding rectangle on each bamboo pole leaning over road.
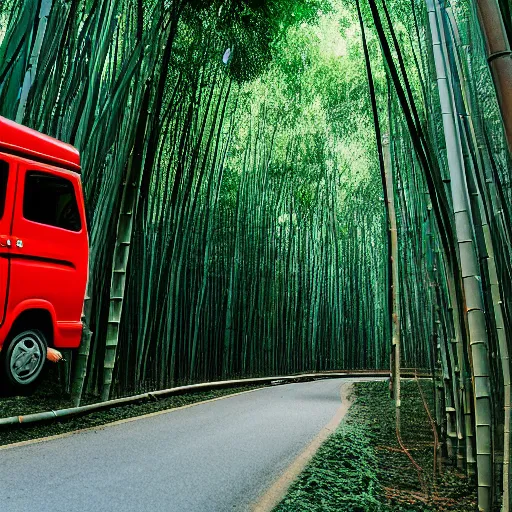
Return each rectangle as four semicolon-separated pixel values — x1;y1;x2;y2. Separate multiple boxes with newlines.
441;3;511;504
472;0;512;155
428;1;494;509
439;3;512;506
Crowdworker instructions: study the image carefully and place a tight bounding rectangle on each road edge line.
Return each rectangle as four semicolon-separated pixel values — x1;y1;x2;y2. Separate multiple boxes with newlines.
250;381;354;512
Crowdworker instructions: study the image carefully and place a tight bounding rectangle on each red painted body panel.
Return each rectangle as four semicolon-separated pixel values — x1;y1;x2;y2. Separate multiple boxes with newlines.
0;118;88;351
0;300;82;349
0;116;80;172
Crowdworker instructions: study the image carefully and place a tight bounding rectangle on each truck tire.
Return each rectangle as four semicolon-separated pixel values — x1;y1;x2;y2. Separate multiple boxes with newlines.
1;329;47;391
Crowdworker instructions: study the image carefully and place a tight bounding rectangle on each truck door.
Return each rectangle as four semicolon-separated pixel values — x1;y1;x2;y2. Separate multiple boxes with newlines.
0;158;16;326
9;163;88;324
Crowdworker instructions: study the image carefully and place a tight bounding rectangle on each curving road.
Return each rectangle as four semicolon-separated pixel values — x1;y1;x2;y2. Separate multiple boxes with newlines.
0;378;376;512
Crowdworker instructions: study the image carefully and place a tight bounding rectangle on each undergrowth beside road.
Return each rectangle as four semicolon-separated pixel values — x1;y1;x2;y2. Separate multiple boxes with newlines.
275;380;477;512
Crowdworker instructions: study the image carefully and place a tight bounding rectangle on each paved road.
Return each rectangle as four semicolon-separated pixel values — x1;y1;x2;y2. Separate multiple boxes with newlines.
1;378;361;512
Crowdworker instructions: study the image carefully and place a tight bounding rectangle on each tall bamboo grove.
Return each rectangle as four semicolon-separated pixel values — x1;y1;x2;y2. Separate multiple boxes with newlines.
0;0;511;509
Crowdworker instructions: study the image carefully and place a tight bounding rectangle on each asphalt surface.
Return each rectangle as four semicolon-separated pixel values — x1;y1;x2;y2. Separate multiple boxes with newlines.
1;378;355;512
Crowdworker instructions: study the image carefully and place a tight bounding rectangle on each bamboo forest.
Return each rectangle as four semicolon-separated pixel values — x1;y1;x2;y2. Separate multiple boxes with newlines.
0;0;511;510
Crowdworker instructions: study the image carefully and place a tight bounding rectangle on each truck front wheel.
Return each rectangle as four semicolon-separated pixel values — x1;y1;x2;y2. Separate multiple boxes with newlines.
2;329;47;390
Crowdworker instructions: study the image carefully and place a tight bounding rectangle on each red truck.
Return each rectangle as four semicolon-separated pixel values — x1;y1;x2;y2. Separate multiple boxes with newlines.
0;116;88;390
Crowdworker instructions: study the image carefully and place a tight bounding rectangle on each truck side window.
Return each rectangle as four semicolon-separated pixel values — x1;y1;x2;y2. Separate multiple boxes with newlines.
23;171;81;232
0;160;8;219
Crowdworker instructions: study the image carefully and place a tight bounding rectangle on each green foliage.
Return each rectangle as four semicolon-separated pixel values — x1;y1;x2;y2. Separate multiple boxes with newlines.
185;0;331;83
275;420;384;511
275;381;477;511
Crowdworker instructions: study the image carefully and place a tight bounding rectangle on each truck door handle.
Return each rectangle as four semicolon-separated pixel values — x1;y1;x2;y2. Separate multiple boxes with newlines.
0;236;11;248
15;239;23;248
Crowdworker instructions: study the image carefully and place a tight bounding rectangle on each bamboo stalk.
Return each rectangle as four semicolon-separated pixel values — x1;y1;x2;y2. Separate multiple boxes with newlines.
472;0;512;155
15;0;52;123
383;135;401;409
427;1;493;508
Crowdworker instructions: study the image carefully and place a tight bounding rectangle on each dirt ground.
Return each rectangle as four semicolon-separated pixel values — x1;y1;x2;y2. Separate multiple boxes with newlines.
275;380;477;511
